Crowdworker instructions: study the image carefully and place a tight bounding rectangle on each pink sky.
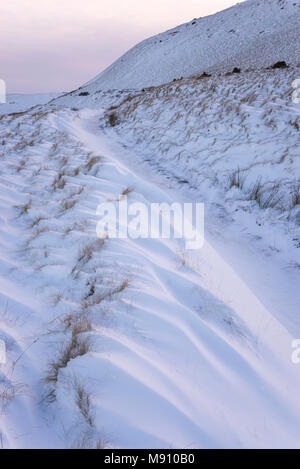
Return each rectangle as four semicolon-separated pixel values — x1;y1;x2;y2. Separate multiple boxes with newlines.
1;0;242;93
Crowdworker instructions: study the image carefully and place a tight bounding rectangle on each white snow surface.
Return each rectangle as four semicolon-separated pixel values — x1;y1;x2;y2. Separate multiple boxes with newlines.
0;93;60;116
0;89;299;448
101;67;300;288
0;0;300;450
84;0;300;92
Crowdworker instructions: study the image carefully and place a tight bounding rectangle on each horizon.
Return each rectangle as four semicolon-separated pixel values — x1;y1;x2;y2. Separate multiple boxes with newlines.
1;0;243;94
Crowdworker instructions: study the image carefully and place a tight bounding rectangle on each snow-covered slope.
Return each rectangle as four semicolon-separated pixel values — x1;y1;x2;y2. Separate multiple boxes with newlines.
0;0;300;450
102;66;300;281
0;106;300;448
85;0;300;91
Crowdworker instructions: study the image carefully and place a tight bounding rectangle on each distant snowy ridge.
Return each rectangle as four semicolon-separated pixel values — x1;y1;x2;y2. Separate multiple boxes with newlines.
0;93;60;116
84;0;300;91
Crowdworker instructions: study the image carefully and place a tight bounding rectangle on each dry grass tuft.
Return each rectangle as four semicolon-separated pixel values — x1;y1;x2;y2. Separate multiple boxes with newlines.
69;186;84;198
72;239;105;277
52;173;67;191
107;112;119;127
121;186;134;198
85;156;101;173
63;222;86;236
228;168;247;190
0;381;27;413
70;378;107;449
248;179;281;209
27;226;50;243
29;216;46;228
60;198;78;214
291;185;300;208
16;159;27;173
45;310;94;402
81;279;129;310
72;431;105;449
61;312;92;336
72;167;80;177
16;199;32;217
74;380;94;427
45;334;92;390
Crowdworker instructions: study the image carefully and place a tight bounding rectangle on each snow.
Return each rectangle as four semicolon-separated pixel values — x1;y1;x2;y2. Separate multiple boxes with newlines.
0;93;60;116
0;0;300;450
0;102;300;448
83;0;300;92
102;66;300;313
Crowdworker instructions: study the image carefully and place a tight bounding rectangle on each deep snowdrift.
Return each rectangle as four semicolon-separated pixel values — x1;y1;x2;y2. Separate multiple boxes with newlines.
85;0;300;91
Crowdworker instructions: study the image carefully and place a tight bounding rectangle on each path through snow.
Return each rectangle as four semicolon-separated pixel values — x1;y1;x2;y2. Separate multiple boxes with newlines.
0;108;299;448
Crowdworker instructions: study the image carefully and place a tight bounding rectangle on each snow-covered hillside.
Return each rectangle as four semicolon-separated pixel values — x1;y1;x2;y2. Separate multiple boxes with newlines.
0;104;300;449
101;67;300;279
83;0;300;91
0;0;300;450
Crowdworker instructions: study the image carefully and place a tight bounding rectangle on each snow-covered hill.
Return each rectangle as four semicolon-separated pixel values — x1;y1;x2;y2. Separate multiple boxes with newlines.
0;0;300;450
101;66;300;276
84;0;300;92
0;105;300;449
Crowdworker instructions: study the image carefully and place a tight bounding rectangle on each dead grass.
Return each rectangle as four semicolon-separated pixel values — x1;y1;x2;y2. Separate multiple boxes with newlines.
72;239;105;277
51;292;64;307
60;156;69;168
63;222;86;236
81;279;129;310
61;312;92;336
121;186;134;198
29;216;46;228
85;156;101;173
70;377;106;449
72;167;80;177
260;184;281;210
248;178;263;204
74;380;94;427
45;310;93;401
107;112;119;127
0;381;27;413
16;159;27;173
27;226;50;243
45;334;92;391
16;199;32;217
52;173;67;191
248;179;281;209
228;168;247;190
69;186;84;198
291;185;300;208
71;431;105;449
60;198;78;214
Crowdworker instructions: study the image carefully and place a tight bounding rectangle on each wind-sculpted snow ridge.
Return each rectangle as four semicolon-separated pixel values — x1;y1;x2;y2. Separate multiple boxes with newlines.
84;0;300;91
0;97;300;448
102;67;300;267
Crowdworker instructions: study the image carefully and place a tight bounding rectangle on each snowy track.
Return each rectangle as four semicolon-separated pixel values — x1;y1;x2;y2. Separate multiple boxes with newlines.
0;107;300;448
